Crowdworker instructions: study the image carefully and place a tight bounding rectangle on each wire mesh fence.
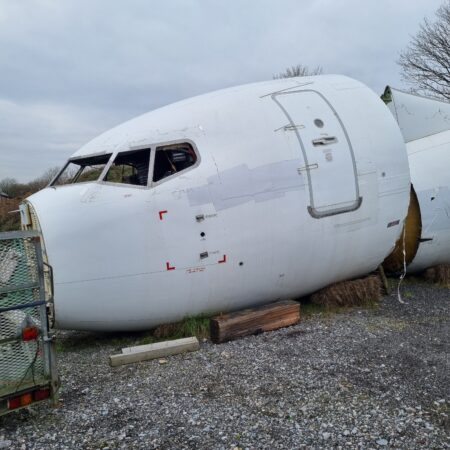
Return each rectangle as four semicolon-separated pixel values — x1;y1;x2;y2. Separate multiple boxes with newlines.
0;232;52;400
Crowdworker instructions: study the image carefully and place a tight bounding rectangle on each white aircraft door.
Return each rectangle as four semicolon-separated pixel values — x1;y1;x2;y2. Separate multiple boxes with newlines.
273;90;361;218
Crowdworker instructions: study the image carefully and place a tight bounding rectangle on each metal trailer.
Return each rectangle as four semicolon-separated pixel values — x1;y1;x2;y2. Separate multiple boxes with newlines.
0;230;58;415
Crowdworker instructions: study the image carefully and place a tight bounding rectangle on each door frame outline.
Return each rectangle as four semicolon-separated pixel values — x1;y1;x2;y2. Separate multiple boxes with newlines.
272;89;362;218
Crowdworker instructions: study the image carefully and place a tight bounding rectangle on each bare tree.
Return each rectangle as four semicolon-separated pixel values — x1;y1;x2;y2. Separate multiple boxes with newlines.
27;166;61;192
399;1;450;100
0;166;60;198
273;64;323;79
0;178;18;196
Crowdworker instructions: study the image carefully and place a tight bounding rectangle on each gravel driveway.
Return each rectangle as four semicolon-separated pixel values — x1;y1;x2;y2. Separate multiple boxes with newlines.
1;279;449;449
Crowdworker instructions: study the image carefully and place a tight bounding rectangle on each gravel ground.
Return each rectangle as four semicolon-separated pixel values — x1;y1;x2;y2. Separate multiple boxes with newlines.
0;279;449;449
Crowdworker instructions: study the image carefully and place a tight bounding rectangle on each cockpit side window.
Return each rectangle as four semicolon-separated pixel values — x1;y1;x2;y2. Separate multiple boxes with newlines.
103;148;151;186
51;154;112;186
152;143;197;183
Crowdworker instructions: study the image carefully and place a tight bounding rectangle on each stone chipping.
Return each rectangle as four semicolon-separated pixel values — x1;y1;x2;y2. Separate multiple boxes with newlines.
0;280;448;449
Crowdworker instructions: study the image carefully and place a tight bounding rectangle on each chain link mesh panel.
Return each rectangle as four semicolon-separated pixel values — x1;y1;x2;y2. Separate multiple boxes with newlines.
0;233;50;398
0;237;39;290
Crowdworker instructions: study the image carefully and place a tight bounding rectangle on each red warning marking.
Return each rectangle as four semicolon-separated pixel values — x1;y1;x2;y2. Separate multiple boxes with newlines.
159;210;168;220
166;262;175;271
218;255;227;264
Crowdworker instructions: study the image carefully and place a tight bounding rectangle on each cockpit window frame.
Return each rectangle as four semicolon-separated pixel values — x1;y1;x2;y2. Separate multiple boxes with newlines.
100;147;152;189
49;152;113;188
50;139;200;189
149;139;200;188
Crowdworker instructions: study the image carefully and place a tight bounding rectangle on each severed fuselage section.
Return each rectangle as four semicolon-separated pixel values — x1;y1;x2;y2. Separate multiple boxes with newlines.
22;75;414;331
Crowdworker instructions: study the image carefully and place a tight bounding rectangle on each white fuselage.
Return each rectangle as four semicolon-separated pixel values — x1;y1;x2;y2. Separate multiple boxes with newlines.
25;75;410;331
384;87;450;272
407;130;450;271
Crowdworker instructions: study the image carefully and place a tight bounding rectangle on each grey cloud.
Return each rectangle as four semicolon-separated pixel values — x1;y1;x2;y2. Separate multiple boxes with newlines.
0;0;444;181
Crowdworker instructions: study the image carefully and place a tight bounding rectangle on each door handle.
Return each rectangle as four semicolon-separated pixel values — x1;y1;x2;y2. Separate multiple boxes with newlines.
297;164;319;173
312;136;338;146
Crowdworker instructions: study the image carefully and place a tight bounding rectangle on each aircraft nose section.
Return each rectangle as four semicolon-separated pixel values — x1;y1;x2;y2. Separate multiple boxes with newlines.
17;183;161;331
19;185;96;328
19;194;55;326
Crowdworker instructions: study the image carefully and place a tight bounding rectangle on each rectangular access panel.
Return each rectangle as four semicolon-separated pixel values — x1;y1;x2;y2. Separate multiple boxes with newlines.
273;90;361;218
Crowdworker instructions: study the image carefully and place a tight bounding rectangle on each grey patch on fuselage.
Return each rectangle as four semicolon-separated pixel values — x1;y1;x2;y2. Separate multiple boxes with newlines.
417;187;450;233
187;159;305;211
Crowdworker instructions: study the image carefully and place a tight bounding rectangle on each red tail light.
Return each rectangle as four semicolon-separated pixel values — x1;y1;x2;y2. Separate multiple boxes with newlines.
7;388;51;410
33;388;50;401
7;396;21;410
20;393;33;406
22;326;39;341
8;392;33;410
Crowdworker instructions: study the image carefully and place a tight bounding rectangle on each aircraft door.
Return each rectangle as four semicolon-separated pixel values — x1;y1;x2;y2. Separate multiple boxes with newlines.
273;90;361;218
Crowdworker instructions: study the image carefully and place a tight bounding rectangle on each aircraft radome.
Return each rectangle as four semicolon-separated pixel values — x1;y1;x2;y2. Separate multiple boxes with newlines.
20;75;411;331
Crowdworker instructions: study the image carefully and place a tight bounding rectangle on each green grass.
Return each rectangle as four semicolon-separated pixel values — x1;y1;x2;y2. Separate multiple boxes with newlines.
150;315;210;342
55;314;211;353
299;296;379;320
399;275;428;286
299;301;327;318
300;301;351;319
55;330;153;353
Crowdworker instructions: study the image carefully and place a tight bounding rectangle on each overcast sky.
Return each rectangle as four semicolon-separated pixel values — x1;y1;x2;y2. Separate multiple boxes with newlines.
0;0;444;181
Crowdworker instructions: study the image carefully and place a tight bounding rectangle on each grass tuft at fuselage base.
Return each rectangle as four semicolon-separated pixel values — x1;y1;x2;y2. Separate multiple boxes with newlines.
55;314;211;353
423;264;450;288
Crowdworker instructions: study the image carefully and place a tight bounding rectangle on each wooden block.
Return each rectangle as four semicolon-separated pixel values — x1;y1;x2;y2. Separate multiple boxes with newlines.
210;300;300;344
109;337;200;367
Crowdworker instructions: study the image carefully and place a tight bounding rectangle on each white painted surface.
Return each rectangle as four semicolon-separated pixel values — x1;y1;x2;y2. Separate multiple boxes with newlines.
24;75;410;331
274;90;359;215
407;130;450;271
385;87;450;143
385;87;450;272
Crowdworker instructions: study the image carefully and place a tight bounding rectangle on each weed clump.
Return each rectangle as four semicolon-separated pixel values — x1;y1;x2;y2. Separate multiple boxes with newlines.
424;265;450;287
153;315;210;340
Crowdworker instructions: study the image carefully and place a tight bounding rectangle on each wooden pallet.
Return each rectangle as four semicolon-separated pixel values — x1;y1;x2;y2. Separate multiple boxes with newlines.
210;300;300;344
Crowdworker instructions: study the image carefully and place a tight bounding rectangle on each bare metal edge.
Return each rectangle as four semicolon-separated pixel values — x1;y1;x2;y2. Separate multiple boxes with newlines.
0;230;41;240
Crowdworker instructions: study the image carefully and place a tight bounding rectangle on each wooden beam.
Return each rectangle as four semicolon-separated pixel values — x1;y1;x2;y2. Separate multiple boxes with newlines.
109;337;199;367
210;300;300;344
378;264;390;295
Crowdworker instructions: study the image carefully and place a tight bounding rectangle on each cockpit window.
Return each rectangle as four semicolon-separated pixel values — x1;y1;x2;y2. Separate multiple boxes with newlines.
152;143;197;183
52;142;197;188
52;154;112;186
103;148;150;186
